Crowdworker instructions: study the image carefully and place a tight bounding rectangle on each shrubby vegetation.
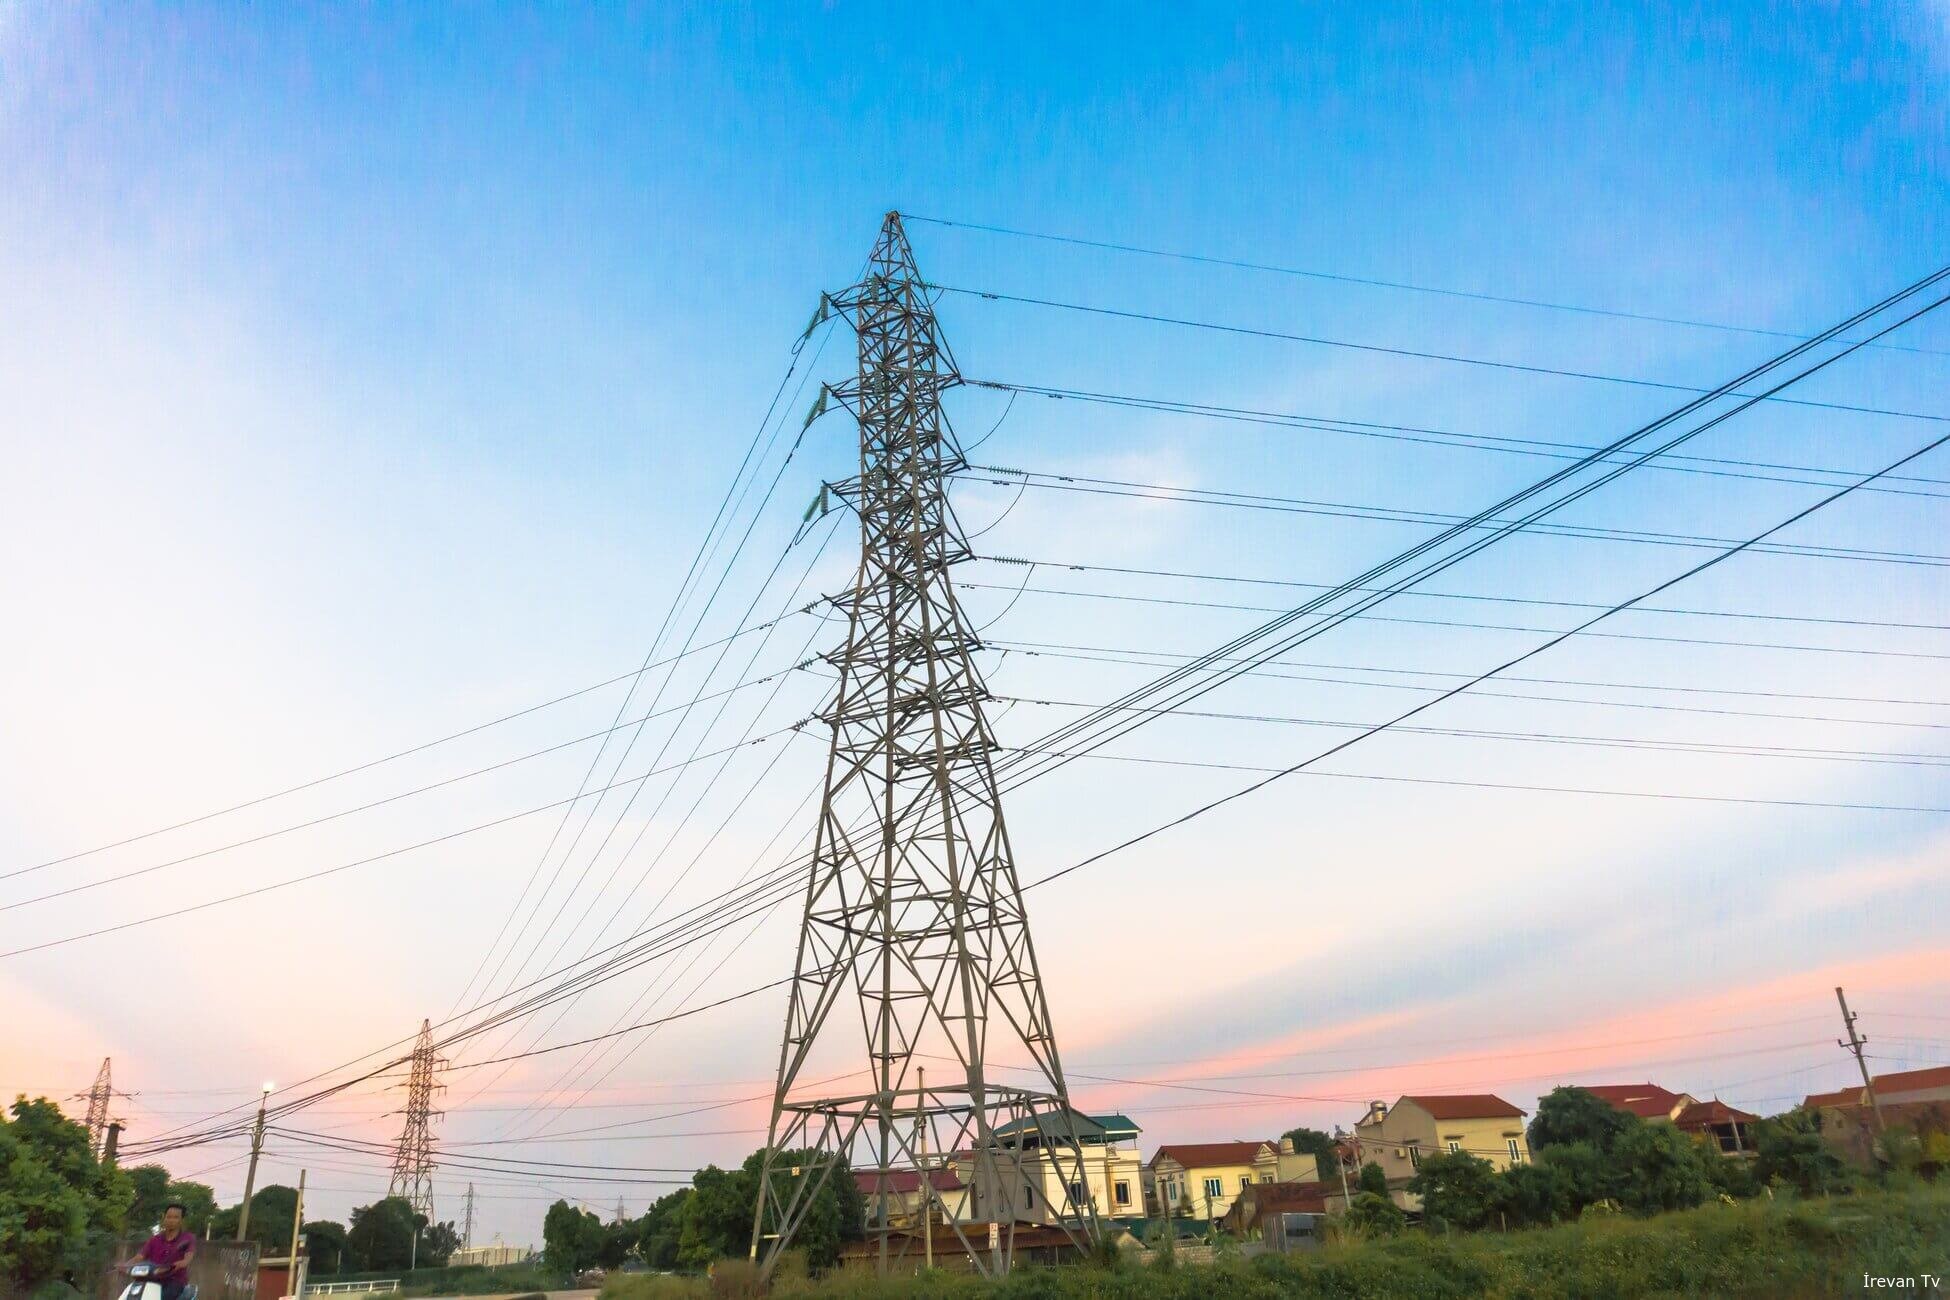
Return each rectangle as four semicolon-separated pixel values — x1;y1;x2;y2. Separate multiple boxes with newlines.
593;1187;1950;1299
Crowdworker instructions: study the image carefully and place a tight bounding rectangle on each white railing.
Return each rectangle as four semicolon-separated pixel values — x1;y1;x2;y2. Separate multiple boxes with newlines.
305;1282;400;1296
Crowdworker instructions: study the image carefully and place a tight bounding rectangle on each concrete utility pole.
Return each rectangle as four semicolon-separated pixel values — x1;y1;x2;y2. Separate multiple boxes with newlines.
287;1170;307;1300
915;1067;932;1272
103;1121;124;1167
236;1083;273;1241
1835;986;1886;1133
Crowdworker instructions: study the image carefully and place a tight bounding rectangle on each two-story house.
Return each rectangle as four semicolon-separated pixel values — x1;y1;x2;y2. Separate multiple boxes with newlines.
1352;1095;1530;1183
1147;1141;1266;1221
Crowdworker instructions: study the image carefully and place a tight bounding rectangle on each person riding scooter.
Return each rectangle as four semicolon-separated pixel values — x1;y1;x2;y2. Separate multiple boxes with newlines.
122;1203;198;1300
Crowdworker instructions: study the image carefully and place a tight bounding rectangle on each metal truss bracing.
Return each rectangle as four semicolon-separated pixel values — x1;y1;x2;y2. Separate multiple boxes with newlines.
751;213;1098;1278
83;1058;113;1156
388;1018;444;1220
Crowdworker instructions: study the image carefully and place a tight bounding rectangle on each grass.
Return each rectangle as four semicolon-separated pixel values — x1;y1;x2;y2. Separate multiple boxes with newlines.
596;1187;1950;1298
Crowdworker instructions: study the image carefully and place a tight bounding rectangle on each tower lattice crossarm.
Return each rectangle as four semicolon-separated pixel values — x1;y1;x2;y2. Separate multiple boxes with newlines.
750;213;1098;1280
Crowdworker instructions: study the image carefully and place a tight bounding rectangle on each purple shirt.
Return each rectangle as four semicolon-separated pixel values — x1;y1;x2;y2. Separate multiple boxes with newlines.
141;1230;197;1277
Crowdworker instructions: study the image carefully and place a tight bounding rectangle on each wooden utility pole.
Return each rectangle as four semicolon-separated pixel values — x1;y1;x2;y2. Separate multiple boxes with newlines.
236;1084;273;1241
1835;986;1886;1133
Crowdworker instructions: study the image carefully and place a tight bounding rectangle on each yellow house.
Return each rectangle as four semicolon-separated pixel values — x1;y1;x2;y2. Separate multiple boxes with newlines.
1352;1095;1530;1184
1251;1136;1321;1185
1147;1141;1266;1220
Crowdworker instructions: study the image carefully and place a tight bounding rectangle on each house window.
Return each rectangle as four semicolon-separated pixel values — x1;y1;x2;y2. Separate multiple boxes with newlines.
1166;1181;1179;1203
1069;1181;1085;1206
1447;1141;1461;1154
1408;1146;1421;1169
1202;1177;1223;1201
1114;1181;1130;1206
1260;1173;1273;1183
1239;1175;1252;1190
1508;1139;1522;1164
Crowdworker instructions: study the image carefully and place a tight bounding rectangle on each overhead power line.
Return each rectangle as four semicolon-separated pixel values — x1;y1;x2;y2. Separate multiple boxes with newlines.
932;284;1950;424
901;212;1950;359
966;378;1950;498
1030;405;1950;893
959;467;1950;568
965;582;1950;661
969;556;1950;632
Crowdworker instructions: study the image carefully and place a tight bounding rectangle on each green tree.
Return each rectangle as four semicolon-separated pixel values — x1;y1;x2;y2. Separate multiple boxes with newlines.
1611;1122;1712;1214
302;1220;349;1275
1492;1161;1571;1227
127;1165;175;1235
1356;1161;1390;1198
542;1201;605;1275
740;1148;863;1270
674;1167;752;1270
596;1218;635;1269
0;1113;92;1293
635;1189;690;1270
225;1184;301;1253
346;1197;418;1272
1406;1149;1498;1232
1753;1110;1848;1195
1528;1086;1638;1154
1342;1191;1405;1238
1535;1140;1620;1212
417;1220;461;1267
1;1096;132;1293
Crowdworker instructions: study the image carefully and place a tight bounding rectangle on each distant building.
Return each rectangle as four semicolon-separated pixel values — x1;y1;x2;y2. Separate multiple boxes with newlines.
1353;1095;1530;1183
1250;1136;1321;1185
853;1166;970;1228
1147;1141;1266;1220
1804;1065;1950;1111
1581;1082;1757;1155
1218;1179;1333;1238
960;1111;1143;1225
449;1243;531;1267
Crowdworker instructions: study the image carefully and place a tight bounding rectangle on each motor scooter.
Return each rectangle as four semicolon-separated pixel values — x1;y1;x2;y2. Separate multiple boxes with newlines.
118;1261;197;1300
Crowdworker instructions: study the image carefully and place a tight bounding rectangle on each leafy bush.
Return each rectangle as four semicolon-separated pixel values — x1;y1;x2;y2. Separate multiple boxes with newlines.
1344;1191;1406;1238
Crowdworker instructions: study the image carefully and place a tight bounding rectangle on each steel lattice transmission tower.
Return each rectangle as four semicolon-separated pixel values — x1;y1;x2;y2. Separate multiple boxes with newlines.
387;1020;444;1220
751;213;1097;1278
82;1058;114;1157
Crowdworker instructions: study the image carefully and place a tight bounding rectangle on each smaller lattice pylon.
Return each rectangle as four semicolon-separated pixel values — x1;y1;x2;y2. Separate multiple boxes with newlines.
386;1020;446;1221
81;1059;113;1157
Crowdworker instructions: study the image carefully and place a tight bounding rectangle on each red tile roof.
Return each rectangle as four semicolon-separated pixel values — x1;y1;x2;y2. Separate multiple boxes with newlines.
1805;1066;1950;1111
1149;1141;1267;1169
1674;1099;1757;1127
1580;1083;1689;1119
1877;1065;1950;1096
1399;1094;1525;1121
852;1167;965;1195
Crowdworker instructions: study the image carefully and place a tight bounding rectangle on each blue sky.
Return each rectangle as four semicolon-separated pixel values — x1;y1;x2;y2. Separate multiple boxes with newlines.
3;2;1947;1242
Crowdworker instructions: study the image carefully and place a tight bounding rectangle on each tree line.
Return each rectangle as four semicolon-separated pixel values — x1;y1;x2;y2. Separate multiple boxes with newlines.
2;1096;464;1297
1329;1085;1857;1238
540;1147;866;1276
